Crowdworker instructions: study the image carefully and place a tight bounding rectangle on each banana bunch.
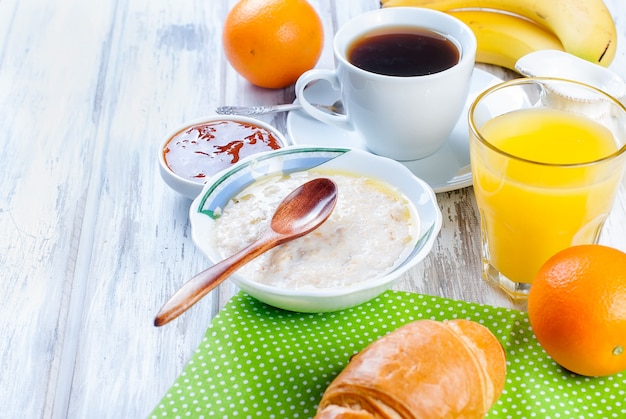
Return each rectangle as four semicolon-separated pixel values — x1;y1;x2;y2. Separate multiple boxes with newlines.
447;11;563;71
381;0;617;71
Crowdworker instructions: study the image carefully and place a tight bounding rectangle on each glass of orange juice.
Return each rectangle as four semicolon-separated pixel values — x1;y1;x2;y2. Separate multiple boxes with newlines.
468;77;626;301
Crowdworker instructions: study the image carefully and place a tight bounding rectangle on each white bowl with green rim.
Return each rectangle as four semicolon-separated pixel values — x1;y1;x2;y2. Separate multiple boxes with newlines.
189;146;442;313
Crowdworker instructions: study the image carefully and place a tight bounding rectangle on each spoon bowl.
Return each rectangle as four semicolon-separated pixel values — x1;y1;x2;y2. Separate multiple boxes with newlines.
271;179;338;235
154;178;338;326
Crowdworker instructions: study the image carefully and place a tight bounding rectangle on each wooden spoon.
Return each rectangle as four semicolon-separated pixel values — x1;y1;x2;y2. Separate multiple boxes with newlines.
154;178;338;326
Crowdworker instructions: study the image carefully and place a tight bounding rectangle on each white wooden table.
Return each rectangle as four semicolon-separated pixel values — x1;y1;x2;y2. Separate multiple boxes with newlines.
1;0;625;417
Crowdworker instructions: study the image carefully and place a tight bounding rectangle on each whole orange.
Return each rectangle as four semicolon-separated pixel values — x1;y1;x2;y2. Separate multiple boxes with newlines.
528;244;626;376
222;0;324;89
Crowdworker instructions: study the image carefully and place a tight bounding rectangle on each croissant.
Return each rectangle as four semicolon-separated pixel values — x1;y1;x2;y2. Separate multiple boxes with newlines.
315;319;507;419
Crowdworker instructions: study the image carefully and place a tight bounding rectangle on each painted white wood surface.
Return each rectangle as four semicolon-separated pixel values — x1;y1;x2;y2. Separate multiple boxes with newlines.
0;0;624;417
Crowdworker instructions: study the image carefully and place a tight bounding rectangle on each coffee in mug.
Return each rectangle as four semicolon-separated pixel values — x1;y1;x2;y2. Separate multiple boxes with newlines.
295;8;477;161
347;27;460;77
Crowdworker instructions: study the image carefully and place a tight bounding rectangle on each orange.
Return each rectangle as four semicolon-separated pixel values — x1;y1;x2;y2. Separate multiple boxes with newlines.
222;0;324;89
528;244;626;376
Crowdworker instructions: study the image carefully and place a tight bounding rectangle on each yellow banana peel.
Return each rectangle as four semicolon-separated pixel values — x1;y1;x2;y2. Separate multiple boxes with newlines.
381;0;617;67
448;10;564;71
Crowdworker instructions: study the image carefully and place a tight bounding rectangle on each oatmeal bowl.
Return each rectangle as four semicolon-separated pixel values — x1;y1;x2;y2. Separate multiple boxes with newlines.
189;146;442;313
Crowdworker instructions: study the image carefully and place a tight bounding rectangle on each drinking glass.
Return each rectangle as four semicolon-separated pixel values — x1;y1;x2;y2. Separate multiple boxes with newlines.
469;77;626;301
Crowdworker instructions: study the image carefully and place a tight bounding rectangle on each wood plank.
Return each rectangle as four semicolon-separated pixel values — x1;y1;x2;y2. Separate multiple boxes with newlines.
0;0;117;416
62;0;233;416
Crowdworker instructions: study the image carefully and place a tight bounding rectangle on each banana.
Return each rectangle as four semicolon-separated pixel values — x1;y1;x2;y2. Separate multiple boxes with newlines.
381;0;617;67
447;10;564;71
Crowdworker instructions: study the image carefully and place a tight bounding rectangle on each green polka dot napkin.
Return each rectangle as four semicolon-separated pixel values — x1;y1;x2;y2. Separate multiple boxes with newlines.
151;291;625;418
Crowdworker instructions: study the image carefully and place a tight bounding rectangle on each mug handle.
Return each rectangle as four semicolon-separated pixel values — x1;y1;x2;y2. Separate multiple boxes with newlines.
295;69;351;129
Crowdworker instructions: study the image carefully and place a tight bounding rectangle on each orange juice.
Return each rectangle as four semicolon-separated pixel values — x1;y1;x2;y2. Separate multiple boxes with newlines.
471;107;621;285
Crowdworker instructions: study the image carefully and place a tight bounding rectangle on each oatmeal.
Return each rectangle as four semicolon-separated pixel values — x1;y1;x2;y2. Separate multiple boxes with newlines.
213;171;418;290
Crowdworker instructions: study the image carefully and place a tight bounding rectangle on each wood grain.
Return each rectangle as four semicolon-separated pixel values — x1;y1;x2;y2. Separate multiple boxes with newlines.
0;0;624;417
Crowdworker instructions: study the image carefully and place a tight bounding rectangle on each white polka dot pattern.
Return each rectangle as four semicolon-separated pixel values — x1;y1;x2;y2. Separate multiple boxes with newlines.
150;291;625;418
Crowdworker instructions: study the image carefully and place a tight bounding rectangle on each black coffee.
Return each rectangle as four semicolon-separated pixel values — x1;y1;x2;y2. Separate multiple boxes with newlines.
347;27;460;77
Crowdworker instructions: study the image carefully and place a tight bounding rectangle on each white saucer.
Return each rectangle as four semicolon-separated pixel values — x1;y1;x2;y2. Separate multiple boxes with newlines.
286;68;503;193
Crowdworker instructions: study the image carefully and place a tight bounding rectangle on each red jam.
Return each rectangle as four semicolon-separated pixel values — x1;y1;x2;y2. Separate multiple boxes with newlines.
163;120;282;183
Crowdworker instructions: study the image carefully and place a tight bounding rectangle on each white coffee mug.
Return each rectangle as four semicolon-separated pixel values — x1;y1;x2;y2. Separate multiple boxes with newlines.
295;7;477;161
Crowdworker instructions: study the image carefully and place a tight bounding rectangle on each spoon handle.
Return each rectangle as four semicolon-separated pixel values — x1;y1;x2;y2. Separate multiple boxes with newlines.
215;103;302;116
154;232;282;326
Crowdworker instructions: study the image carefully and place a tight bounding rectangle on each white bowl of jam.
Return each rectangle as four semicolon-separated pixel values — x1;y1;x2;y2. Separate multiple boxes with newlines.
159;115;289;199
